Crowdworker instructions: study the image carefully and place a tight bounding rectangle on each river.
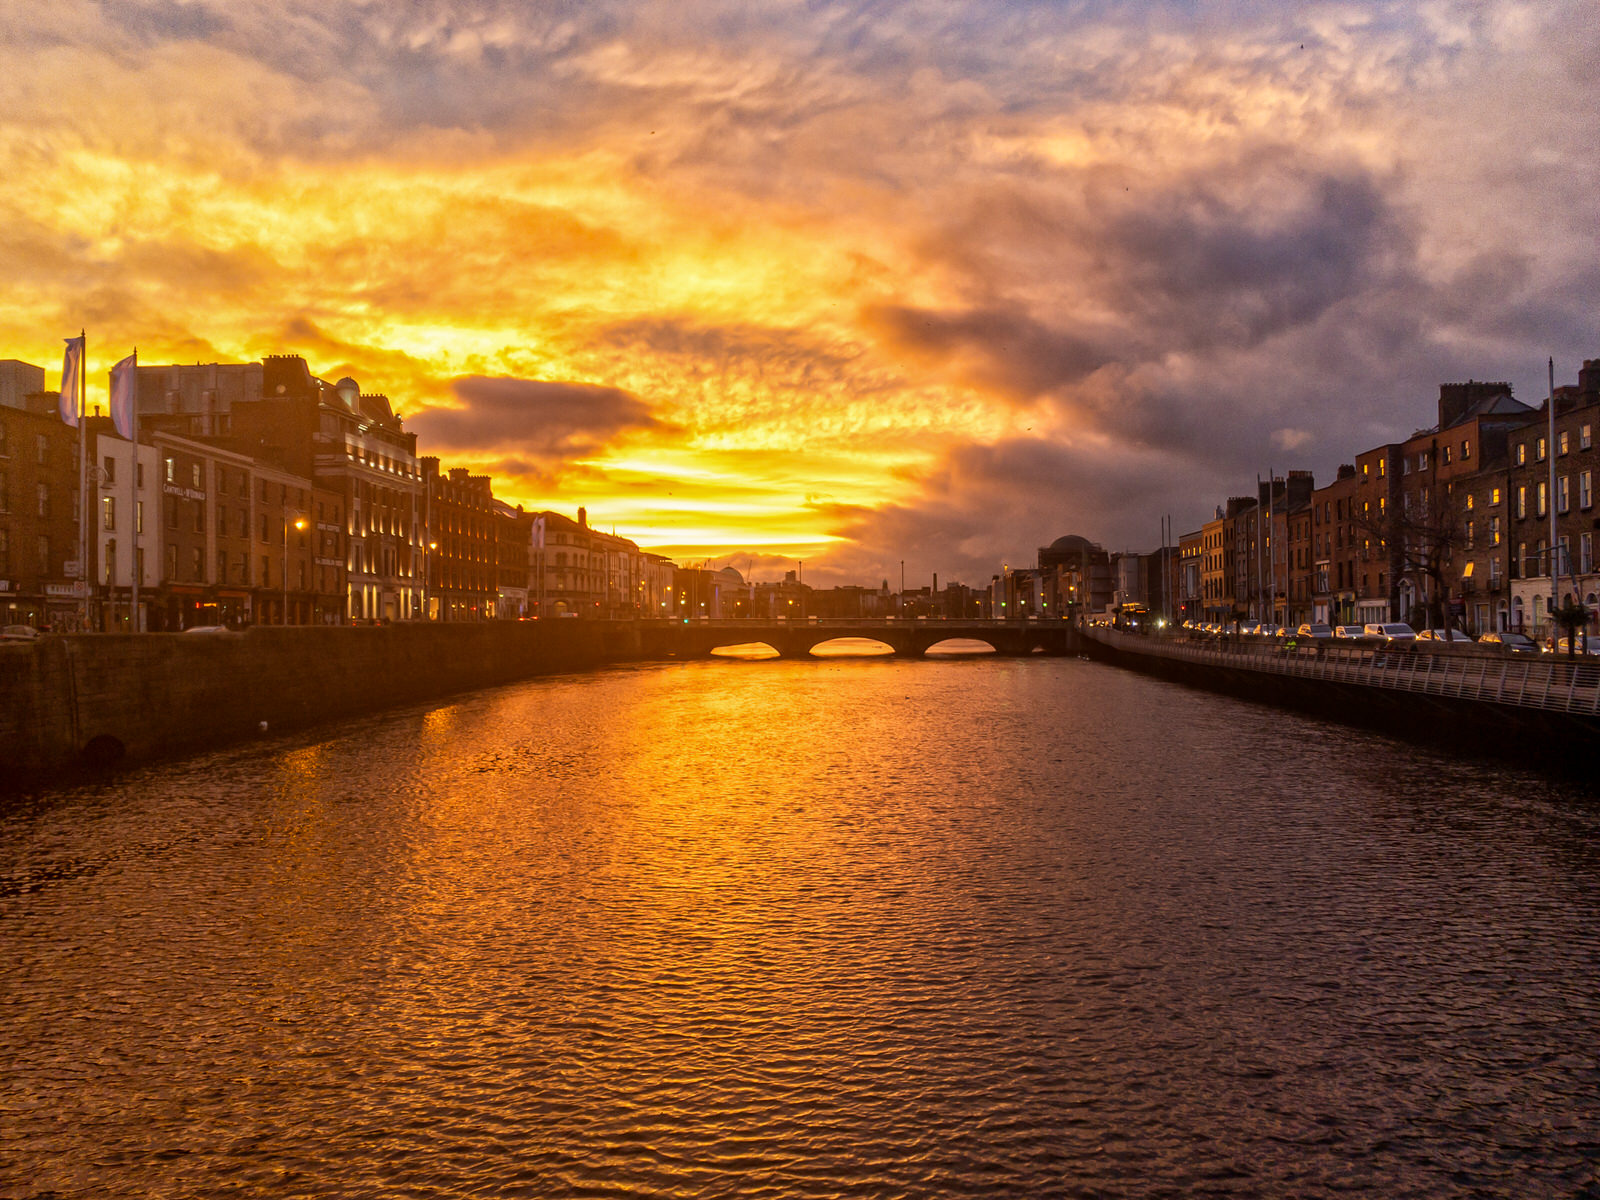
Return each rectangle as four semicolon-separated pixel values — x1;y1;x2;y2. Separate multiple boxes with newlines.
2;653;1597;1198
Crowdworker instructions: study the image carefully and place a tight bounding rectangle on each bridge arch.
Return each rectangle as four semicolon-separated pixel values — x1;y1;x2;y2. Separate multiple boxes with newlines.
808;636;897;658
708;641;782;659
922;637;999;656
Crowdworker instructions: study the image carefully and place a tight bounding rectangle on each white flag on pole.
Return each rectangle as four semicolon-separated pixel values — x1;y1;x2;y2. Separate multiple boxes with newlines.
59;335;84;426
110;351;137;439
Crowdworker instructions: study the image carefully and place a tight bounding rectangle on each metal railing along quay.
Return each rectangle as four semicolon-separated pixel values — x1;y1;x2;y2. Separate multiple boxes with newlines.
1084;627;1600;718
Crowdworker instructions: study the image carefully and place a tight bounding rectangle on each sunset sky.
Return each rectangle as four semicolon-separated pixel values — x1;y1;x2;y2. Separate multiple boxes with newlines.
2;1;1596;587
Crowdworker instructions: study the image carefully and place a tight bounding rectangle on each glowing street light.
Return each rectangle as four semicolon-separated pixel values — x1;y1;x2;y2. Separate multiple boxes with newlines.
283;513;307;624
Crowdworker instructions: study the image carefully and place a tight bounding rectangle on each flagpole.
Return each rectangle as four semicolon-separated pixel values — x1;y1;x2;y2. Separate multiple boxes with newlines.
130;348;139;631
78;330;89;631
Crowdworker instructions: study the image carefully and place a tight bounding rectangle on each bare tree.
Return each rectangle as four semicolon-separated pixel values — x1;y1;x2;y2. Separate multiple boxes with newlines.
1354;482;1467;631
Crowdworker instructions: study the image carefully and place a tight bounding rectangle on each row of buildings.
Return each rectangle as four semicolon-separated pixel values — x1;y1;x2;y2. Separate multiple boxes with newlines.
0;354;739;631
999;360;1600;641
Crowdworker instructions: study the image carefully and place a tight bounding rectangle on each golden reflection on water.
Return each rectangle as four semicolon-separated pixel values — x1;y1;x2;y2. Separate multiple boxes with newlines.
4;658;1600;1198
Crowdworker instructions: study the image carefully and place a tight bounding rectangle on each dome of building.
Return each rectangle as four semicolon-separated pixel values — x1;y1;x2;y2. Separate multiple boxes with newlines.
1046;534;1096;555
715;566;746;586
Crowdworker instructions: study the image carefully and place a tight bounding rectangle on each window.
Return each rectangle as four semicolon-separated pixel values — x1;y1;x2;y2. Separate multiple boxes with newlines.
136;501;143;535
1558;475;1570;514
1443;445;1452;465
192;502;203;534
1466;493;1475;511
1362;462;1369;477
102;497;115;530
1462;439;1472;461
192;547;204;581
1584;533;1594;575
1516;486;1527;519
261;555;270;586
1491;487;1502;506
1582;471;1593;510
36;434;48;465
1402;458;1410;475
260;514;270;543
136;462;144;488
1537;436;1547;462
239;472;249;498
164;456;175;483
1559;430;1570;455
103;455;116;483
191;463;202;488
1379;458;1386;477
1419;451;1430;471
1537;481;1548;517
1490;516;1502;546
1516;443;1526;466
167;545;177;580
37;535;49;574
166;502;177;529
0;469;7;511
104;539;116;585
1466;520;1475;548
1558;536;1571;576
36;482;48;518
1583;424;1593;451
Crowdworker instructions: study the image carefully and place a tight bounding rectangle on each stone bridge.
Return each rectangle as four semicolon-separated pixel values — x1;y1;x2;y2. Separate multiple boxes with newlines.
638;617;1083;659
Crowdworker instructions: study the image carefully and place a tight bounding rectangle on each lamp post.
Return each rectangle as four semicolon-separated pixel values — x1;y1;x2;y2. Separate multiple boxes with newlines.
283;513;306;624
425;540;437;620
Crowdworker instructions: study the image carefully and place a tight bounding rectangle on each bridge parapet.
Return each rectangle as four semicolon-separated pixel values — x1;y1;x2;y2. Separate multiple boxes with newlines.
640;618;1083;658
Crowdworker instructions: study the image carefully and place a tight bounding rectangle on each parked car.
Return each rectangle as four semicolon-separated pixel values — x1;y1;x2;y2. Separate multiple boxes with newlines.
1296;623;1334;638
1416;628;1474;643
1333;625;1365;639
1363;622;1416;641
1;624;40;641
1479;631;1539;654
1550;637;1600;655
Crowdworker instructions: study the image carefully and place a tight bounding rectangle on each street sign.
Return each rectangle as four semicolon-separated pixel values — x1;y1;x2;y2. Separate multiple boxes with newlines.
64;560;82;578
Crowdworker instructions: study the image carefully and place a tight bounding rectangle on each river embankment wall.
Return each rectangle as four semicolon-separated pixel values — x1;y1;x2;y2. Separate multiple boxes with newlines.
1;622;648;779
1080;629;1600;775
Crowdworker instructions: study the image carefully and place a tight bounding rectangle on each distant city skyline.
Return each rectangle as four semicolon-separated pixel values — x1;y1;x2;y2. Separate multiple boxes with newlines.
3;1;1596;587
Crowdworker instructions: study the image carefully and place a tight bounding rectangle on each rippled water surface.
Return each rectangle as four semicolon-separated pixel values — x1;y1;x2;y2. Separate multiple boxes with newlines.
3;657;1599;1198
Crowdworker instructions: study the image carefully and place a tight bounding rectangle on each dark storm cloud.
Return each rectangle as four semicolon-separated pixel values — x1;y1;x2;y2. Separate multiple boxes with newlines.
861;303;1113;403
410;376;672;459
1102;172;1408;351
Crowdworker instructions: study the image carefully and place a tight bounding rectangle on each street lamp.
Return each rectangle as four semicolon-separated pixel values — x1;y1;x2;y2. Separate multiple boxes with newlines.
425;540;437;620
284;513;306;624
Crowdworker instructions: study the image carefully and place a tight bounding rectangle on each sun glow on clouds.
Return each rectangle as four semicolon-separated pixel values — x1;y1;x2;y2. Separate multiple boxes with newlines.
1;1;1595;585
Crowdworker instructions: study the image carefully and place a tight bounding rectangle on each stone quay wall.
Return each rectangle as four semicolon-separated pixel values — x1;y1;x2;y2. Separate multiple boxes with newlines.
0;621;647;778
